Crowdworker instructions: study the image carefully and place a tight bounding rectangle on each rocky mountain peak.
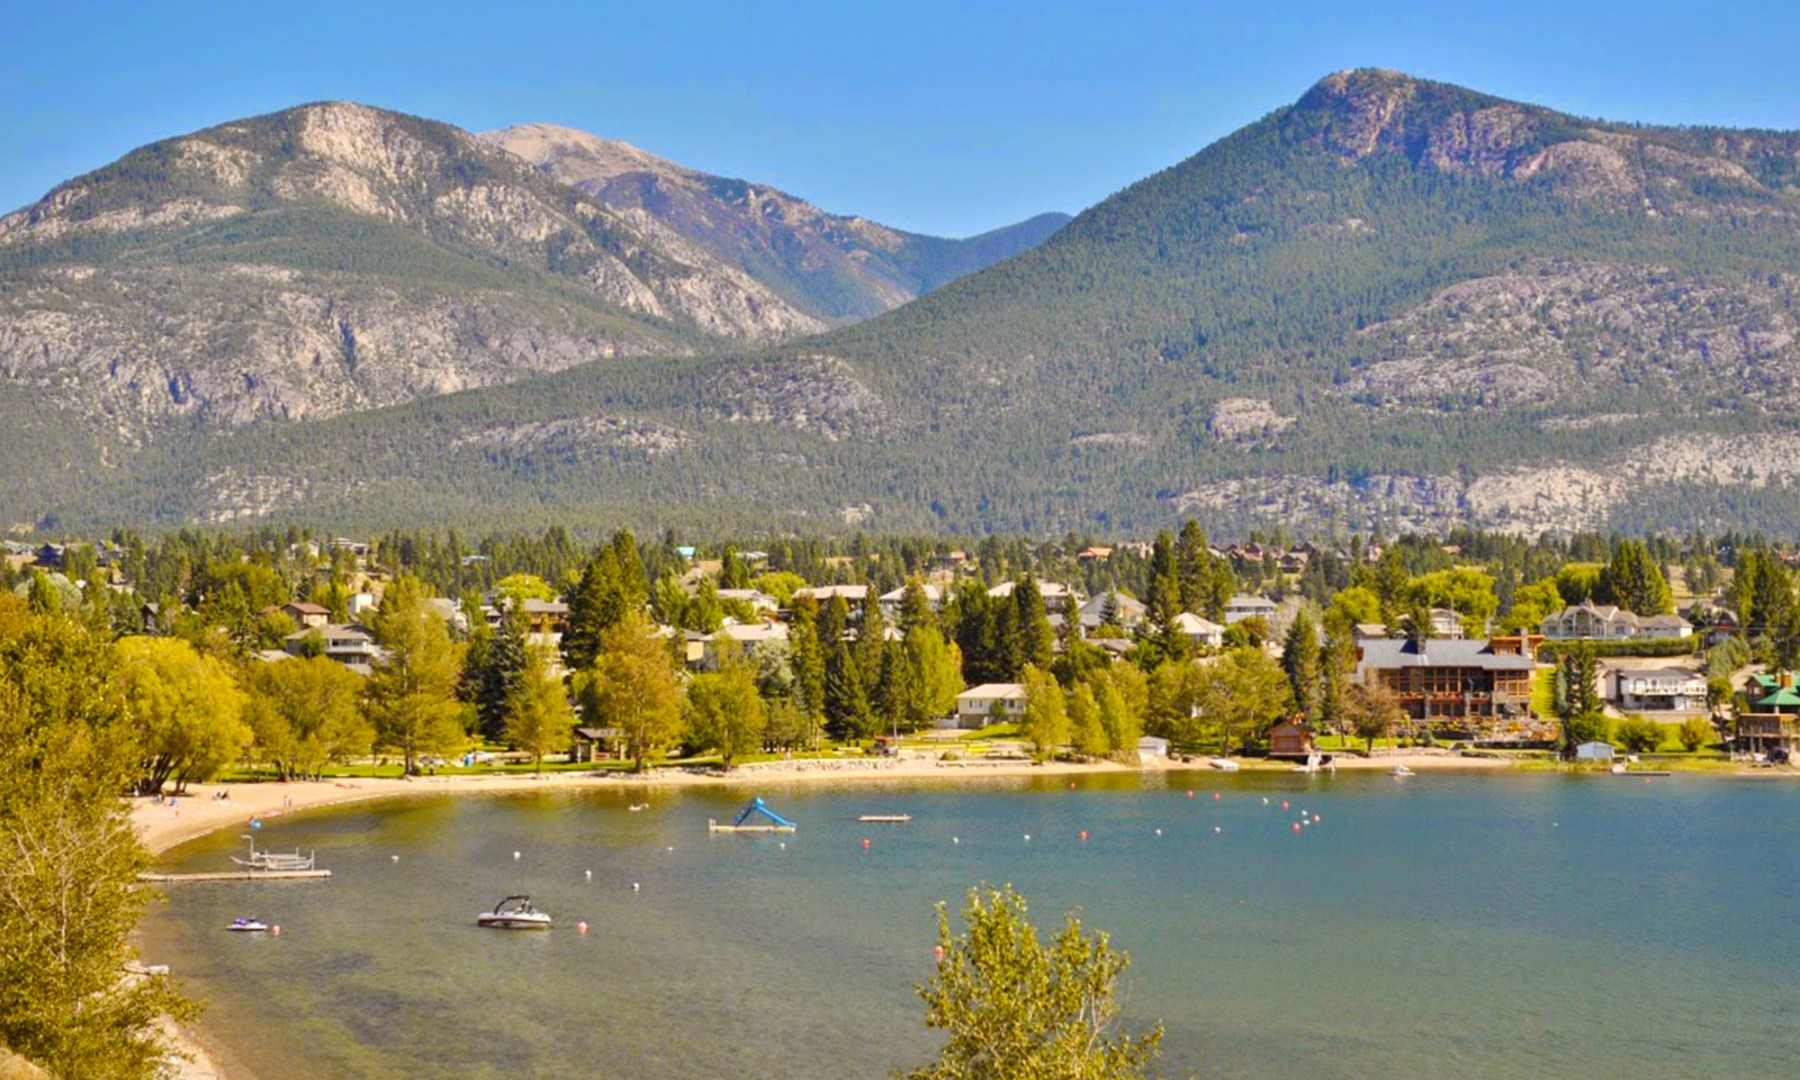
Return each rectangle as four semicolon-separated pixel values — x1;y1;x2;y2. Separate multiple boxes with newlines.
481;123;697;188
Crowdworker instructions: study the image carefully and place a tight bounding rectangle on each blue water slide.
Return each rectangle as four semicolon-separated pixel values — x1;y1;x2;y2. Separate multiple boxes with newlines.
732;797;797;828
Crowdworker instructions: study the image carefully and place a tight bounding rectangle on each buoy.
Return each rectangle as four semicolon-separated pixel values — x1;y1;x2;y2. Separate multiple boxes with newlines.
1292;822;1303;834
1262;797;1270;805
1023;834;1031;842
512;851;521;861
1281;800;1290;811
390;855;400;863
632;882;641;892
1213;826;1222;834
1154;828;1163;836
861;838;871;849
952;836;960;844
667;846;674;852
1186;790;1195;798
1312;814;1321;824
584;870;593;881
1212;792;1221;802
577;921;589;934
250;819;261;829
271;925;281;936
1078;830;1089;841
779;842;786;849
1070;782;1076;790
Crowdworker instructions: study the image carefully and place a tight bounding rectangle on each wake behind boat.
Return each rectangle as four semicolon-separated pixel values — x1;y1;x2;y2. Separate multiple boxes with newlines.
477;895;553;929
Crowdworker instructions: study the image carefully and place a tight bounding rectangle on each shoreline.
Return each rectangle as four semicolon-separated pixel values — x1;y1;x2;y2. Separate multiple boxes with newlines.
135;750;1786;1080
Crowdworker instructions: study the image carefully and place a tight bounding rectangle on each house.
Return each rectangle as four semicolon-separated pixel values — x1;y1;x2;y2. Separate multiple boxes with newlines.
1735;671;1800;756
1172;612;1225;650
1076;546;1115;564
717;588;779;615
955;683;1028;729
1539;602;1693;643
1136;736;1169;763
283;624;379;666
347;591;378;618
701;621;790;668
1078;591;1146;633
792;584;870;605
1355;637;1537;727
1574;740;1615;762
280;601;331;629
877;583;943;621
1267;718;1314;760
1428;608;1467;639
1277;551;1309;574
1224;595;1277;624
987;580;1077;612
519;598;569;639
1605;664;1707;713
1352;622;1389;642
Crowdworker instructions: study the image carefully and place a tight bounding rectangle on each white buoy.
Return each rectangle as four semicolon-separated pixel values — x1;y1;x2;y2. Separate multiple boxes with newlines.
1154;828;1163;836
632;882;641;892
584;870;593;880
513;851;521;861
390;855;400;862
952;837;960;844
1262;797;1270;805
1214;826;1222;834
1023;834;1031;842
778;842;786;849
667;846;674;852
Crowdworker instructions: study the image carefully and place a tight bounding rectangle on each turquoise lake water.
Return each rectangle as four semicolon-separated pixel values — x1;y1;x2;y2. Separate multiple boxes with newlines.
140;772;1799;1080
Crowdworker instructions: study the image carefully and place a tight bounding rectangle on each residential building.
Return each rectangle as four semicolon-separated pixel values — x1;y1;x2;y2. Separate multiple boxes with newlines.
717;588;779;615
1224;595;1277;624
1605;665;1707;713
792;584;870;605
1355;637;1538;729
1735;672;1800;756
955;683;1027;729
283;623;379;666
700;621;790;669
1172;612;1225;650
986;580;1077;612
1267;718;1314;760
1078;591;1146;634
280;601;331;629
877;583;943;621
1427;608;1467;639
1539;602;1692;642
1076;546;1114;564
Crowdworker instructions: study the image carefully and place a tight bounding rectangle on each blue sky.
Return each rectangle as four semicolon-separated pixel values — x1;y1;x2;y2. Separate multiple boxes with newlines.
5;1;1800;236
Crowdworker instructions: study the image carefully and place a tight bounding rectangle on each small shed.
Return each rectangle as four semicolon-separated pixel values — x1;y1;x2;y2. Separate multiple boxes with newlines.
1574;740;1615;762
1267;718;1314;760
1136;736;1169;764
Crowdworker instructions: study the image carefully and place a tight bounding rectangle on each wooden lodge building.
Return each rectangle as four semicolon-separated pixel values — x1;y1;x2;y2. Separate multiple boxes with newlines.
1355;636;1540;736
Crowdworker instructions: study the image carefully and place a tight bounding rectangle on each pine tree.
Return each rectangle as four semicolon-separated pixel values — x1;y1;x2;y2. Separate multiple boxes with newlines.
1010;573;1055;676
1281;609;1322;721
823;641;871;741
474;607;529;741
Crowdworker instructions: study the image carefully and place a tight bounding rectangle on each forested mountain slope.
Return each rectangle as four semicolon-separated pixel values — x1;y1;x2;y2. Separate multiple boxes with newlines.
25;71;1800;536
483;123;1069;321
0;101;820;507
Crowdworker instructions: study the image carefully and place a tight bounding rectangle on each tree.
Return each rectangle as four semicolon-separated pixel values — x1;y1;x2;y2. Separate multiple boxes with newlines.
504;644;574;774
576;614;683;771
1408;568;1499;637
788;604;827;739
1556;642;1602;720
1067;683;1108;759
1615;714;1663;754
1563;712;1609;755
492;573;555;607
471;607;529;741
562;549;634;670
901;626;964;730
907;886;1165;1080
1678;715;1713;753
1281;609;1322;720
1503;577;1564;633
1020;665;1068;760
1347;681;1402;752
685;650;767;769
1175;519;1234;623
0;599;193;1078
244;655;372;780
1200;647;1294;753
115;636;250;794
1598;541;1672;617
823;641;872;741
1327;585;1382;630
1140;530;1186;665
1009;574;1055;676
366;576;468;776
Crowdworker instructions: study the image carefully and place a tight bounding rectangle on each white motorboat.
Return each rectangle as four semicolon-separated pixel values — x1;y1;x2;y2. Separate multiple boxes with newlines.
1390;764;1416;778
225;918;269;933
477;895;553;930
1207;758;1240;772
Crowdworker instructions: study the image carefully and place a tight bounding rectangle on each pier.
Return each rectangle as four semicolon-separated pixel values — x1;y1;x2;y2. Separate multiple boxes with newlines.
140;869;332;883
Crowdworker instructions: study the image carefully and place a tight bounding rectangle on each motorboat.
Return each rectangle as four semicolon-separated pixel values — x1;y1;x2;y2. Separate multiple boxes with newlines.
231;835;316;871
477;895;553;929
1207;758;1241;772
1390;764;1416;778
225;918;269;933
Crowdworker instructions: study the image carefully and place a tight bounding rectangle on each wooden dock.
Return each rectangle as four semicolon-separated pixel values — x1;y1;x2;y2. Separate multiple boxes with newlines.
707;820;795;834
857;814;913;823
140;869;332;883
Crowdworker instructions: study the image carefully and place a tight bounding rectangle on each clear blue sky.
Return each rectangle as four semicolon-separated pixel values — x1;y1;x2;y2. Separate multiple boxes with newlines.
6;1;1800;236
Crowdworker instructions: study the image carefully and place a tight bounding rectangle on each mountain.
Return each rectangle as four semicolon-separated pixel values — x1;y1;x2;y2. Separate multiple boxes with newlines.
482;123;1070;321
0;102;822;462
23;71;1800;536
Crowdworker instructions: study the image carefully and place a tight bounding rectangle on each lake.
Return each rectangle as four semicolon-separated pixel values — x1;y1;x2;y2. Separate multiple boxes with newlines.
140;771;1800;1080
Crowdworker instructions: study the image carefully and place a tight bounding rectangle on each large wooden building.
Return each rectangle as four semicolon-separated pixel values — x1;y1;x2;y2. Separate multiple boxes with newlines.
1355;636;1539;734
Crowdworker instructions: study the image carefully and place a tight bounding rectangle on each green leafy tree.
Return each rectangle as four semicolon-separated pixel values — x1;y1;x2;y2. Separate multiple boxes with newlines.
908;886;1165;1080
0;599;194;1079
1327;585;1382;630
1200;646;1295;753
1503;577;1564;633
1677;715;1713;753
366;576;468;775
1067;683;1108;759
1615;714;1663;754
685;649;767;769
244;656;372;780
492;573;555;607
1348;681;1402;752
576;614;684;771
1563;712;1610;755
504;644;574;774
1020;665;1069;760
115;636;250;794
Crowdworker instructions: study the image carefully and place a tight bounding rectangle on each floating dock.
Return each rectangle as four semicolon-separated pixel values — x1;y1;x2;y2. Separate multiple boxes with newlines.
140;869;332;883
707;820;795;834
857;814;913;823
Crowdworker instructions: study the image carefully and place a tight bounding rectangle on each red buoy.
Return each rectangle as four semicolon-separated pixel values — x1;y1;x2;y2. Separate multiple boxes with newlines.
1292;822;1303;835
1186;790;1195;798
1212;792;1221;802
1078;830;1089;841
860;838;871;849
1281;800;1290;811
577;921;589;935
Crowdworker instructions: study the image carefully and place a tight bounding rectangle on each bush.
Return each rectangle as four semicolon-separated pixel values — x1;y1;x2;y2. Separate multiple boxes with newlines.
1615;714;1663;754
1677;715;1714;753
1538;637;1699;661
1563;712;1610;751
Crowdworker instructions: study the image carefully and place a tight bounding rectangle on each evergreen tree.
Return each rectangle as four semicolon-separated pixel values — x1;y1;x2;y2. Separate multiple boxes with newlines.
1009;573;1055;676
1281;609;1322;720
899;579;935;633
1598;540;1673;616
823;641;871;741
1141;531;1186;664
788;602;827;736
474;607;529;741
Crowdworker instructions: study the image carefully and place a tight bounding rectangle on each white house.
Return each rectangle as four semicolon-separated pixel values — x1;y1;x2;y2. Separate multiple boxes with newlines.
987;580;1077;612
878;583;943;621
700;621;790;669
1607;665;1707;713
955;683;1028;728
1224;595;1277;624
1172;612;1225;649
717;588;779;615
283;624;379;666
1078;591;1146;633
1540;602;1693;642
